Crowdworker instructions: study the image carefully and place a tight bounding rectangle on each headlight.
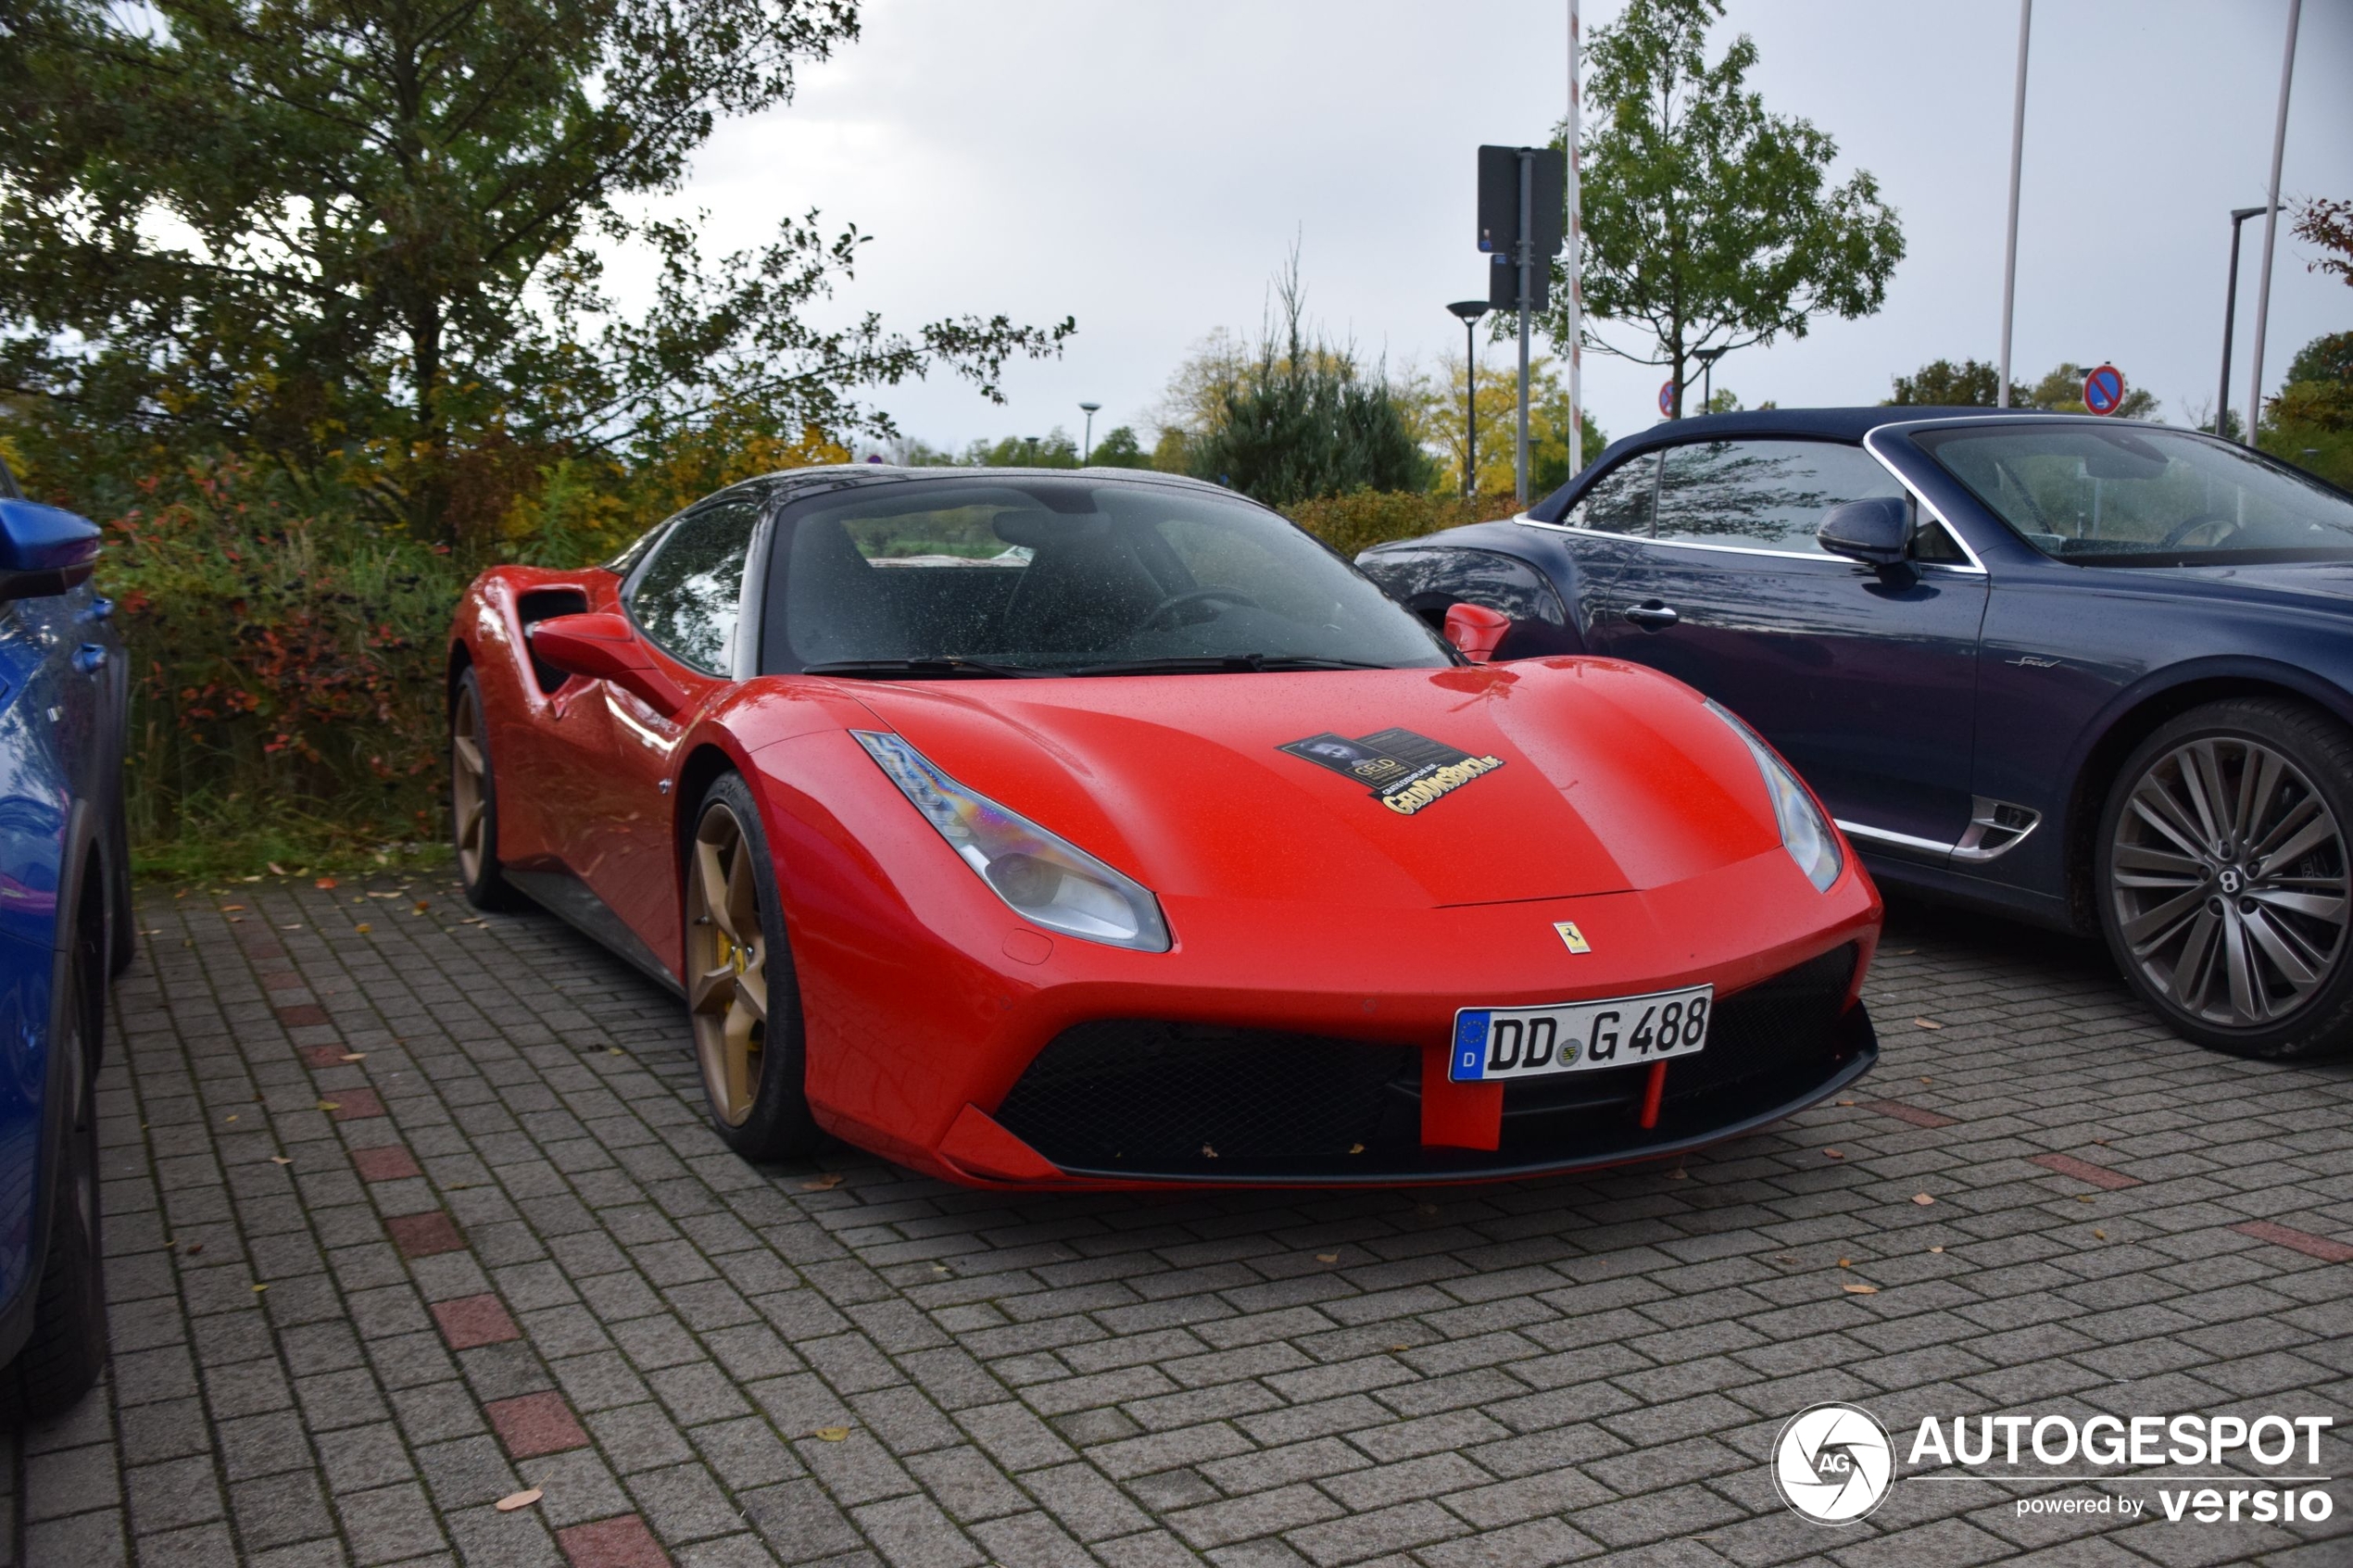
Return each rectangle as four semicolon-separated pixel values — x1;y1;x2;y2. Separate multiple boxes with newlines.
853;731;1172;952
1704;700;1843;892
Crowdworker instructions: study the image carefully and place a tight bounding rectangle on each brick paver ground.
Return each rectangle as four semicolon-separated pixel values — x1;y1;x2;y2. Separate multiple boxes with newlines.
3;876;2347;1566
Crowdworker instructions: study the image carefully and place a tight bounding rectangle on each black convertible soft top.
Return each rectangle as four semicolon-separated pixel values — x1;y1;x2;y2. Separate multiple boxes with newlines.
1529;405;2049;522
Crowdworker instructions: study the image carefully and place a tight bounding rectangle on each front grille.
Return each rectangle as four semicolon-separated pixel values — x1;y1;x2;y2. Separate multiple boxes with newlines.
990;942;1867;1180
992;1021;1416;1166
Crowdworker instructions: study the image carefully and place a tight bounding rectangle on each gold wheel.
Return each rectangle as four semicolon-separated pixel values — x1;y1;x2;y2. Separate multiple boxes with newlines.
451;680;490;886
687;801;769;1126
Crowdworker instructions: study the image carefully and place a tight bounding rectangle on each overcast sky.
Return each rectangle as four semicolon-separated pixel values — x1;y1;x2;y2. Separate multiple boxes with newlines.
641;0;2353;459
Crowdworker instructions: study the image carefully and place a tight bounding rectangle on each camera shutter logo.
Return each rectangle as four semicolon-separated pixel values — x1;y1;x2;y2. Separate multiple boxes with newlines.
1773;1402;1894;1524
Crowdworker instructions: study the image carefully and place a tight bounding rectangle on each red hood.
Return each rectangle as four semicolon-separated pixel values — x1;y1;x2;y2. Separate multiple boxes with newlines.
833;659;1781;909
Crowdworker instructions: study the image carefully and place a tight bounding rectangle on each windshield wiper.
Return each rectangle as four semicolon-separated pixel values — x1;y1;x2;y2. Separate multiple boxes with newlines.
1063;654;1400;677
798;658;1043;680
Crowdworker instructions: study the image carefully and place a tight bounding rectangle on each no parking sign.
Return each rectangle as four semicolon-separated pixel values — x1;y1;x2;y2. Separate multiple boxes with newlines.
1658;381;1678;418
2082;363;2127;417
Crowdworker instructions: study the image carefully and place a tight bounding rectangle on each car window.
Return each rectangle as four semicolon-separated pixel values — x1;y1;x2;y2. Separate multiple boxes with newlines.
626;498;762;674
1915;423;2353;564
1565;455;1656;535
1653;439;1907;554
768;478;1451;673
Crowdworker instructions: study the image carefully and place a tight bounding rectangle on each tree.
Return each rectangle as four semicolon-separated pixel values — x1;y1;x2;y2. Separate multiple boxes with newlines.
1412;357;1606;497
0;0;1070;538
2296;197;2352;288
1086;427;1151;468
1158;253;1429;507
1541;0;1903;417
1886;358;2025;408
964;430;1079;468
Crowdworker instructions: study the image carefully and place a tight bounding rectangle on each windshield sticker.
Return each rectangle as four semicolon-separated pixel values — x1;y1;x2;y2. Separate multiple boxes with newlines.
1278;728;1505;816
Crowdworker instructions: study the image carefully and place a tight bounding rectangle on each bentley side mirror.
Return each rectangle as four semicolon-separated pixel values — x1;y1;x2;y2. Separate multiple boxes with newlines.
527;611;688;716
1443;602;1512;664
0;498;101;602
1817;496;1917;584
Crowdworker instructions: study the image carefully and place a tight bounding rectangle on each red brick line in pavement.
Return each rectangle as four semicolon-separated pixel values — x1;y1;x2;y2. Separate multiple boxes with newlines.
326;1086;386;1122
276;1002;332;1027
559;1514;675;1568
386;1211;468;1259
1865;1098;1958;1130
2029;1151;2144;1190
351;1144;423;1182
486;1391;593;1460
2233;1220;2353;1263
432;1292;522;1350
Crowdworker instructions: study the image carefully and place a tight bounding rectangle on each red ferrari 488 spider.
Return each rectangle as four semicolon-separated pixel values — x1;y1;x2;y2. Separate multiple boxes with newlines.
447;467;1881;1187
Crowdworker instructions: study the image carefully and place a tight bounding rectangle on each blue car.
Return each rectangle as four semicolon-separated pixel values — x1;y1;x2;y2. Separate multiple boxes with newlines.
0;458;125;1417
1361;408;2353;1061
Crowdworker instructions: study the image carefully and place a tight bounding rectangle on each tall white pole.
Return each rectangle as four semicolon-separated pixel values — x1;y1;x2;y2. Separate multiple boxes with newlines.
2247;0;2302;445
1996;0;2031;408
1567;0;1583;476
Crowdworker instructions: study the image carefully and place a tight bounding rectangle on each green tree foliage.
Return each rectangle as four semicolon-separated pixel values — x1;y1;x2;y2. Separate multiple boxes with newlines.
1545;0;1904;418
2296;197;2352;290
1173;257;1429;508
1413;357;1606;498
2261;331;2353;491
963;430;1080;468
1086;427;1151;468
0;0;1071;540
1887;358;2026;408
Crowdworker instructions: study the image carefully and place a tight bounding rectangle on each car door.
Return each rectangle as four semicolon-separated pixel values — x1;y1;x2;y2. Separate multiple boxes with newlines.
1354;545;1579;659
562;495;764;960
1579;437;1991;853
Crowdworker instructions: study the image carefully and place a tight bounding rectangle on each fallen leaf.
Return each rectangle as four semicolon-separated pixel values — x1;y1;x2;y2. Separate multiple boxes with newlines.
1824;1149;1844;1160
281;923;302;930
460;917;485;925
316;877;337;889
607;1047;624;1056
354;922;371;934
1930;1245;1945;1254
1841;1282;1880;1295
2077;1195;2095;1204
229;916;245;922
1201;1144;1218;1158
800;1173;844;1191
495;1488;542;1512
1389;1344;1411;1352
1315;1253;1339;1264
317;1101;340;1112
1912;1193;1935;1206
225;1114;238;1123
186;1242;203;1255
1913;1018;1942;1031
2093;1229;2107;1240
931;1262;950;1273
1666;1166;1688;1180
1347;1143;1364;1154
1774;1255;1798;1264
270;1156;291;1166
1894;947;1917;955
1919;1077;1933;1085
221;904;245;912
812;1427;850;1442
2093;1138;2109;1146
1836;1098;1856;1107
252;1283;268;1293
1838;1258;1851;1268
341;1052;365;1062
269;862;287;875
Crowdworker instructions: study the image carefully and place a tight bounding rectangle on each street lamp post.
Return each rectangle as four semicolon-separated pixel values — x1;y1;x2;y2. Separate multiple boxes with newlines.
1695;347;1727;414
1023;436;1040;466
1078;402;1101;465
1448;302;1489;498
2216;206;2267;440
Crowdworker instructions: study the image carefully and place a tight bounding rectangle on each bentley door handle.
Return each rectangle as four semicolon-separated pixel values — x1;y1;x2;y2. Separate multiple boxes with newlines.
1621;602;1680;631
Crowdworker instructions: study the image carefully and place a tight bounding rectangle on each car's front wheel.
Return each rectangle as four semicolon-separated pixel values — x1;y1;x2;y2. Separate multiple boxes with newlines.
686;774;819;1160
2097;697;2353;1059
450;668;522;910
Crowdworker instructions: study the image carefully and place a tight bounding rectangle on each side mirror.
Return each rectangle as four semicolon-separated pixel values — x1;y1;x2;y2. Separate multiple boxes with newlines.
527;612;688;715
1817;496;1912;571
1442;602;1512;664
0;498;100;602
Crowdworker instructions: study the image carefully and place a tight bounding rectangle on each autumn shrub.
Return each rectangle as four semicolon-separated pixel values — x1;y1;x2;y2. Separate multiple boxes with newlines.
1286;490;1529;558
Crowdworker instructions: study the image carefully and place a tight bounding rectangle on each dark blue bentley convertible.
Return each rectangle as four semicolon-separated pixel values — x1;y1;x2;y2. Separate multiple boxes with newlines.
1363;408;2353;1061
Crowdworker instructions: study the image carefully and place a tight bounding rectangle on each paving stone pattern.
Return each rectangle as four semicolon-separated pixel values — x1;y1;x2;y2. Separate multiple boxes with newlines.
3;877;2348;1566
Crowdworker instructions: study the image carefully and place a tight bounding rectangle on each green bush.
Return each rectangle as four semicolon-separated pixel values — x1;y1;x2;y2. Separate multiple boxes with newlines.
1285;491;1528;558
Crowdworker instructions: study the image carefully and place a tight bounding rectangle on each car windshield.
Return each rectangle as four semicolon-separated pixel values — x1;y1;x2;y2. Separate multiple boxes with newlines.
763;477;1454;675
1914;423;2353;565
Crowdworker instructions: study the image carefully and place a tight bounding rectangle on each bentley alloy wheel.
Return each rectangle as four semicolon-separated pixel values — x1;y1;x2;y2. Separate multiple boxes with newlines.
689;800;769;1124
2101;699;2353;1058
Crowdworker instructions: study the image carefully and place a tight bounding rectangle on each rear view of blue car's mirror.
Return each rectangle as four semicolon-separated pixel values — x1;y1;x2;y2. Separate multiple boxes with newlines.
0;497;100;600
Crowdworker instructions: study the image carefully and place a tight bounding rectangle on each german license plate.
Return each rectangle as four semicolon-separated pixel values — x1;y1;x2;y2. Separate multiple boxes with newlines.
1450;985;1714;1082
